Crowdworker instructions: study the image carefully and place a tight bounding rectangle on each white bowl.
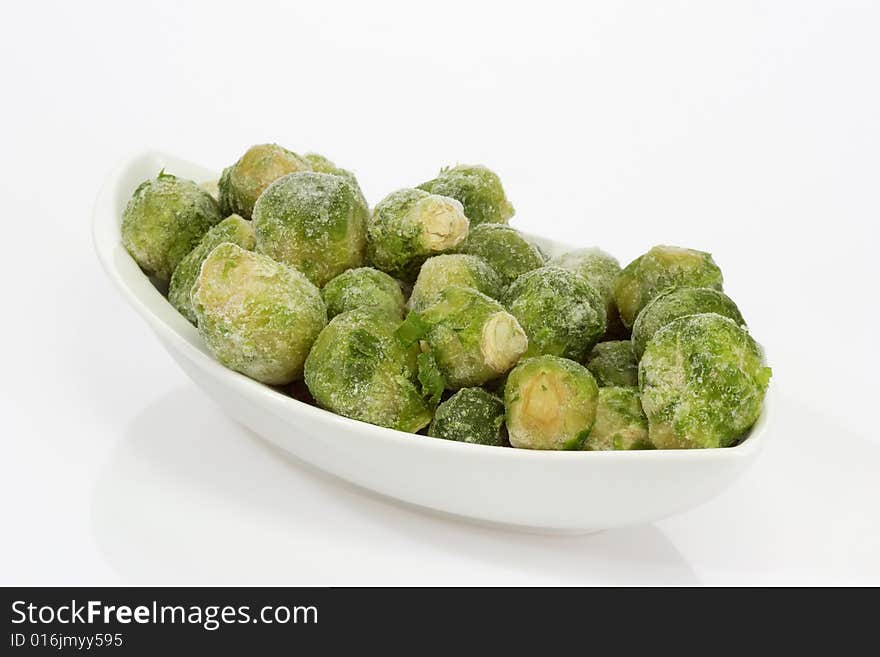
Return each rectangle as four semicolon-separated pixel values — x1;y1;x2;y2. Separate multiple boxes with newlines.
93;151;771;534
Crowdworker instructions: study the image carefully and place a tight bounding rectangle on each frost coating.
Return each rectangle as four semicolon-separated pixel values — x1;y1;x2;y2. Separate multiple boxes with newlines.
253;172;369;287
631;287;745;359
367;188;469;282
121;171;223;283
168;215;255;324
504;266;606;361
303;308;433;432
192;243;327;385
302;152;369;209
549;247;625;339
505;355;599;450
302;152;338;172
639;313;771;449
218;143;310;219
615;245;723;329
582;387;651;451
418;164;514;226
429;387;506;446
408;254;502;312
585;340;638;387
416;286;527;389
458;224;544;286
322;267;406;320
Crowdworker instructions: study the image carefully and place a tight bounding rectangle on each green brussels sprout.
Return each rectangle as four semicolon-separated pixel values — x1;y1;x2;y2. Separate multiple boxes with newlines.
322;267;406;320
304;308;434;432
409;286;528;389
458;224;545;286
417;164;514;226
429;387;506;447
192;243;327;385
367;188;469;282
615;245;724;329
549;247;626;339
408;254;503;312
253;172;369;287
504;266;606;361
168;215;255;324
582;387;652;451
505;355;599;450
585;340;639;387
218;143;310;219
639;313;771;449
121;171;223;283
631;287;745;359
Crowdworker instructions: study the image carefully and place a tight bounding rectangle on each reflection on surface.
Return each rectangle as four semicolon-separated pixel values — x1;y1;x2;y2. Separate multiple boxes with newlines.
90;386;699;585
658;388;880;585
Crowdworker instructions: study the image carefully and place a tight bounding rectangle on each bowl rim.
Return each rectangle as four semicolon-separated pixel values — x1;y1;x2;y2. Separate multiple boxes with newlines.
93;150;770;463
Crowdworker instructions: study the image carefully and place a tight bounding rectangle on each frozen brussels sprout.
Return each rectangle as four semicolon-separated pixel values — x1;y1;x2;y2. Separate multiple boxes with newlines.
549;247;626;339
429;387;506;446
192;243;327;385
304;308;433;432
417;164;514;226
121;171;223;283
585;340;638;387
367;188;469;282
168;215;255;324
504;266;606;362
458;224;545;286
322;267;406;320
640;313;771;449
582;387;652;451
218;143;310;219
408;254;503;312
615;245;723;329
631;287;745;359
253;172;369;287
505;355;599;450
408;286;528;389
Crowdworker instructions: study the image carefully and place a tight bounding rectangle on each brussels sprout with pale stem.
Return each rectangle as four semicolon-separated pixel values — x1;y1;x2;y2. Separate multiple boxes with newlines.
218;143;311;219
429;387;507;446
582;387;652;451
121;170;224;283
631;286;744;359
458;224;544;286
367;188;469;282
505;355;599;450
639;313;771;449
504;266;606;362
192;243;327;385
418;164;514;226
549;247;626;339
253;172;369;287
406;286;528;390
615;245;723;329
304;308;434;433
322;267;406;320
168;215;255;324
408;254;503;312
585;340;639;387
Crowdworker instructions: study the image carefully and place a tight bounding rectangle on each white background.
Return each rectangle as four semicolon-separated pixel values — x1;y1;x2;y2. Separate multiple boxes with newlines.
2;0;878;585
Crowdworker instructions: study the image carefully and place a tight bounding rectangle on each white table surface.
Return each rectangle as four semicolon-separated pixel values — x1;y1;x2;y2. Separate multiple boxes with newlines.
2;0;878;586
